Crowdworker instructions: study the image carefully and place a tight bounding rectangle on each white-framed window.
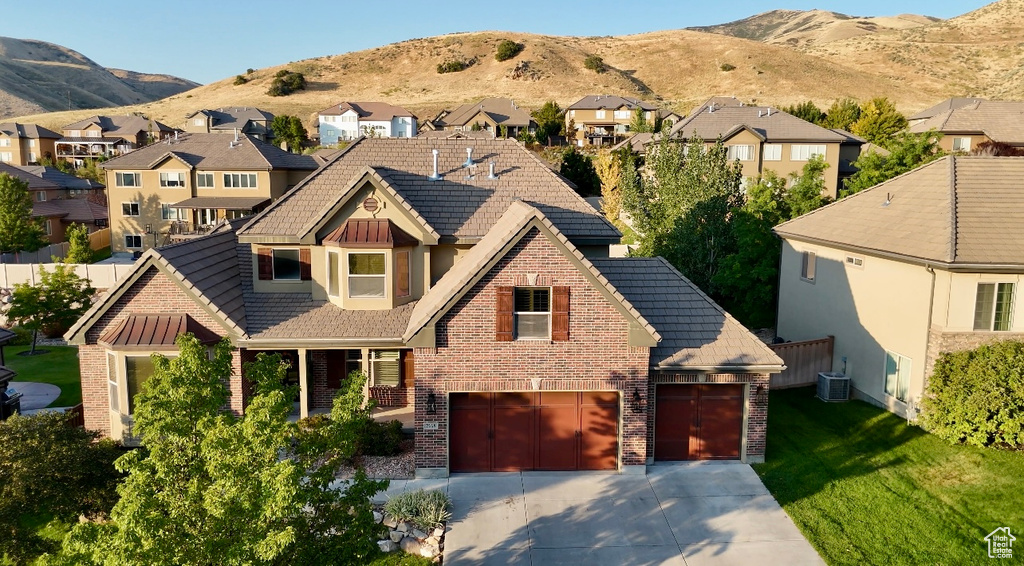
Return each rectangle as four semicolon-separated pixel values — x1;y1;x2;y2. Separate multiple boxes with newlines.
791;144;826;161
87;130;101;138
514;287;550;340
124;234;143;249
197;173;214;188
28;152;36;162
0;152;11;162
800;251;816;282
396;251;410;298
974;282;1015;331
44;219;52;236
327;250;340;297
884;351;911;403
763;143;782;161
272;248;301;280
569;110;575;118
348;252;386;298
845;255;864;268
727;144;755;161
115;172;140;187
0;138;9;147
952;137;972;152
370;350;401;387
160;204;182;221
36;192;46;202
121;202;140;216
159;172;186;187
613;109;630;119
28;139;35;147
193;118;205;126
107;352;119;413
124;355;156;415
224;173;257;188
595;110;606;119
197;208;218;226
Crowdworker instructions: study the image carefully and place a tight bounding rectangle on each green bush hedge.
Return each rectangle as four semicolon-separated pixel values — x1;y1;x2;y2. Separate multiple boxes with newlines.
495;40;524;62
921;340;1024;448
359;419;404;457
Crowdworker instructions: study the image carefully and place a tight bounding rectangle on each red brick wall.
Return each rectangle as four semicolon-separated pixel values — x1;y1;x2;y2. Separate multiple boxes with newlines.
80;266;242;437
414;229;650;470
647;373;771;460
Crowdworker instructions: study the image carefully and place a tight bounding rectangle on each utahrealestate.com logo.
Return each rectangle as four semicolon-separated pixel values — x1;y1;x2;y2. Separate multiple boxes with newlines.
985;527;1015;559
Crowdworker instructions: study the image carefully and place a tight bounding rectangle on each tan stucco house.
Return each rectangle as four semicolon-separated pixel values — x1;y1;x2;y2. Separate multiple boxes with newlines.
183;107;275;142
100;133;317;254
775;156;1024;418
425;98;534;138
566;95;659;146
909;98;1024;153
0;123;61;166
57;115;177;167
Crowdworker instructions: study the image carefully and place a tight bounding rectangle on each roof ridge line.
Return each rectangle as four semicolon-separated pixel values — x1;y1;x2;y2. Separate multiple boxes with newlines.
948;155;958;263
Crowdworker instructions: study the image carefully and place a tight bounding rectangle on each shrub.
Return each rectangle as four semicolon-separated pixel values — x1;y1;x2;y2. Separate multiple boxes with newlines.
266;70;306;97
7;325;34;345
720;63;736;72
359;419;403;457
584;54;605;73
233;75;247;85
246;68;254;74
495;39;524;62
436;59;467;74
921;340;1024;448
383;489;452;529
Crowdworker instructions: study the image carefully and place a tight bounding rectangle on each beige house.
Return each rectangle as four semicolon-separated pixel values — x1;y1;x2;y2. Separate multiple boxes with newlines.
566;95;659;146
774;156;1024;418
908;99;1024;153
426;98;534;138
0;123;61;165
183;107;274;142
57;115;177;166
0;162;107;245
667;99;854;199
100;133;317;254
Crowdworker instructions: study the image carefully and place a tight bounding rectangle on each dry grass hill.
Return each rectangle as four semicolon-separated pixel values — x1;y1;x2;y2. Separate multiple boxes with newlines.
0;37;197;118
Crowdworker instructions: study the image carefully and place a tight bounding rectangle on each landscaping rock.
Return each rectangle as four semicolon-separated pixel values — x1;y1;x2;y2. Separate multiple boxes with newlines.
396;521;410;533
382;515;398;528
377;540;398;553
372;511;383;523
400;536;421;555
421;541;439;558
389;530;404;543
411;528;428;540
432;527;444;538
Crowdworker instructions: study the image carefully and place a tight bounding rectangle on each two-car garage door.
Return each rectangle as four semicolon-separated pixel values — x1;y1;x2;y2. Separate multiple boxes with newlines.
450;391;619;472
654;384;744;461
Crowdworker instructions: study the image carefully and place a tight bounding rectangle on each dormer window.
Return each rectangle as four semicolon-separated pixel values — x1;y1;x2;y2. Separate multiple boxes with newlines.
348;253;386;298
322;218;419;307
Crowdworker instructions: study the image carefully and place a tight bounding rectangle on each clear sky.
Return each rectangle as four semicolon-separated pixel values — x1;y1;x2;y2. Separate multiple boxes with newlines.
4;0;992;84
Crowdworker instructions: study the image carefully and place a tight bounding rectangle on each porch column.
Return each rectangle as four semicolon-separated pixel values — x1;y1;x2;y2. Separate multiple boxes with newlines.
298;348;310;419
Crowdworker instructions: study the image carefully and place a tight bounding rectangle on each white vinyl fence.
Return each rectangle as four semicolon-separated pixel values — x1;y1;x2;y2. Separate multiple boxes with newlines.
0;263;134;290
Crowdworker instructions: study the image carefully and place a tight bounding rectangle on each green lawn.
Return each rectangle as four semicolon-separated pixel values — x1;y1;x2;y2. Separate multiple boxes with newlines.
4;345;82;407
754;387;1024;565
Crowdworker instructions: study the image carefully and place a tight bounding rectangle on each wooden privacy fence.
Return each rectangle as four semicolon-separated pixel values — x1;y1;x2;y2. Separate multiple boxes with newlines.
89;228;111;251
769;336;835;389
66;404;85;428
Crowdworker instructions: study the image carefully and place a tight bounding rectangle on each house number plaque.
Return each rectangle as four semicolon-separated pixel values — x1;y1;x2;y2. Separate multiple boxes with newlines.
423;422;439;431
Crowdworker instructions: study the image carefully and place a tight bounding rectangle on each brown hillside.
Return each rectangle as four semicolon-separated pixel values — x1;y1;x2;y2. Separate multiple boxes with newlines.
807;0;1024;99
9;30;938;131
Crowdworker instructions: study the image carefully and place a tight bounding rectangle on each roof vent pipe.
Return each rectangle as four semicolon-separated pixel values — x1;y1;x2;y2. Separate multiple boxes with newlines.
463;147;474;167
488;161;497;179
233;128;239;142
429;149;442;181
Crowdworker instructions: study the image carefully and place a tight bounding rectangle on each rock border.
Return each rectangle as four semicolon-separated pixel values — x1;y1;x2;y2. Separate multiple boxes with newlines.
373;507;445;562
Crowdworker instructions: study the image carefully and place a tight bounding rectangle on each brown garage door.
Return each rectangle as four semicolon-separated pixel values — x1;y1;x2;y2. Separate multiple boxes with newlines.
450;391;619;472
654;384;744;461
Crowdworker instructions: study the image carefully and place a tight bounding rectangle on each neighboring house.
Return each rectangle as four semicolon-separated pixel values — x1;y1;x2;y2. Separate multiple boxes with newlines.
318;102;417;144
0;123;61;165
184;107;275;142
0;162;108;244
426;98;535;138
908;99;1024;153
908;97;986;127
65;138;782;476
566;95;659;146
57;115;177;166
774;155;1024;419
666;99;855;199
99;133;318;254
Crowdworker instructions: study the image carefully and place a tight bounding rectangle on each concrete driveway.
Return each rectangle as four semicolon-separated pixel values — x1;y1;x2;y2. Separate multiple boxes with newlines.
409;461;825;566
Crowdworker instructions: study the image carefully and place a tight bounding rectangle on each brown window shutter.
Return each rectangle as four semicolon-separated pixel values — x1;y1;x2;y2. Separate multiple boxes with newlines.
400;349;415;388
552;286;570;341
299;248;312;280
496;286;514;341
257;247;273;280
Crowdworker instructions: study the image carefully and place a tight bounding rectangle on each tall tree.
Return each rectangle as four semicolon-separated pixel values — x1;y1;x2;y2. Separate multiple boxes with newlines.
271;115;308;152
594;149;625;229
851;97;908;146
2;263;95;354
531;101;564;145
65;223;93;264
53;336;388;565
0;173;46;254
823;98;861;131
784;155;832;217
559;146;601;197
783;101;826;125
629;106;653;133
843;131;945;196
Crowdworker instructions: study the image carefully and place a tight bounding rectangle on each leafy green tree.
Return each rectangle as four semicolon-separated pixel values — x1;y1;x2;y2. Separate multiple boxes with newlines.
823;98;861;131
531;101;564;145
51;336;388;566
785;155;831;217
495;40;524;62
843;131;944;196
271;115;308;152
629;106;652;133
783;101;825;125
2;263;95;354
65;223;93;264
266;70;306;96
0;173;46;254
584;55;605;73
851;97;908;146
0;412;121;564
559;146;600;197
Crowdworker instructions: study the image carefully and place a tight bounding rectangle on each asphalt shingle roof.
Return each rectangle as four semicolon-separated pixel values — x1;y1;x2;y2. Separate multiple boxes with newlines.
909;97;987;121
62;115;175;135
0;122;61;138
568;95;658;111
908;100;1024;145
670;105;847;143
591;257;783;369
318;101;416;120
187;107;274;131
436;98;532;128
99;133;318;171
0;162;58;189
157;230;248;335
775;155;1024;266
240;138;619;242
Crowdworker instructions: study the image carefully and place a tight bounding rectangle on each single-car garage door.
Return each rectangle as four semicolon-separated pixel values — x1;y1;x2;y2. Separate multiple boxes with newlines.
654;384;744;461
450;391;619;472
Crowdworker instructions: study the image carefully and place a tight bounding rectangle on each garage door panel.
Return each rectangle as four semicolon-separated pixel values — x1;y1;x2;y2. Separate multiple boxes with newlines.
493;407;534;471
537;405;578;470
655;384;744;462
450;404;491;472
580;404;618;470
582;391;619;406
494;392;534;406
539;391;577;405
697;395;743;460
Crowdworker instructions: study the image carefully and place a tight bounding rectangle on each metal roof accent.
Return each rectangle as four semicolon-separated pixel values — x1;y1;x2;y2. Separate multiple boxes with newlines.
98;314;221;350
323;218;419;248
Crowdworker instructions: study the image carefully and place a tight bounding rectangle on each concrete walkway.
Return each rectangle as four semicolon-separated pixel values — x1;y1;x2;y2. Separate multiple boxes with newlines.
399;462;825;566
9;381;60;410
